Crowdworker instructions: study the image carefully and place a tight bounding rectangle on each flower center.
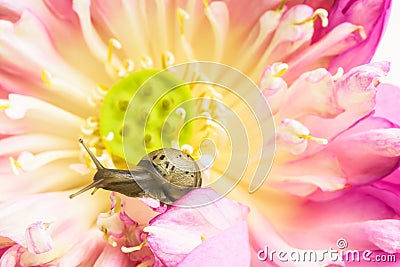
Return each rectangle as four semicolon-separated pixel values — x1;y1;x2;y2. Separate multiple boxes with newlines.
99;69;194;164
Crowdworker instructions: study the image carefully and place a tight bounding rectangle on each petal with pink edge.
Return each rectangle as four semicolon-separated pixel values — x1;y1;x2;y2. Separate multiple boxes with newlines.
146;188;249;267
328;117;400;185
301;62;389;139
277;68;343;119
178;221;250;267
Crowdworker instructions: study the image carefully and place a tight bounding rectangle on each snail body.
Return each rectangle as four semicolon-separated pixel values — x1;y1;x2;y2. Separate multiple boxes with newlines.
70;139;202;203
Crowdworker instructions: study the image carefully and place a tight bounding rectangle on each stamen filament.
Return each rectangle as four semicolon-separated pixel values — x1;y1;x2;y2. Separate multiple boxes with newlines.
162;51;175;69
177;8;189;36
354;25;367;39
9;156;22;175
41;70;52;86
175;108;186;120
332;67;344;80
272;63;289;78
277;0;287;11
121;240;147;253
123;59;134;73
294;8;328;27
140;56;153;69
299;134;328;145
181;144;194;155
0;104;9;110
107;38;122;65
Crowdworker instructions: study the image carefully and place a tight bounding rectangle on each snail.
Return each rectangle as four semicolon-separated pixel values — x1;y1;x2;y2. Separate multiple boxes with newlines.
69;138;202;203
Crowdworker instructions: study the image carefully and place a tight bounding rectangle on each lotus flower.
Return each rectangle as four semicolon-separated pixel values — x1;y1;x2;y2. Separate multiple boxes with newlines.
0;0;397;266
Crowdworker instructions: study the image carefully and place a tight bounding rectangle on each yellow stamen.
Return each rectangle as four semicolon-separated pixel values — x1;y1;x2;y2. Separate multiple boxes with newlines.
0;104;9;110
277;0;287;11
41;70;52;86
162;51;175;69
201;235;206;242
175;108;186;120
373;77;382;87
294;8;329;28
181;144;194;156
177;8;189;36
299;134;328;145
9;156;22;175
137;260;154;267
272;63;289;78
140;56;153;69
332;67;344;80
107;38;122;64
201;0;209;9
121;240;147;253
123;59;134;73
354;25;367;40
106;132;114;141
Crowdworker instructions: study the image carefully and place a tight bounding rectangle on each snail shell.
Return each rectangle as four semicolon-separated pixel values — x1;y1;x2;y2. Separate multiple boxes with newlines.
69;139;202;203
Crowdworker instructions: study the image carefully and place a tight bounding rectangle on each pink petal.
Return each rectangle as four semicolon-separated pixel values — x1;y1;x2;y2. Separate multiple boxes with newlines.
282;190;397;249
0;0;106;84
0;10;95;113
224;0;279;29
25;221;53;254
277;68;343;119
94;245;131;267
324;0;392;72
343;128;400;157
361;181;400;215
272;151;346;196
0;192;105;265
375;83;400;126
0;245;21;267
178;221;250;267
335;61;389;115
286;22;367;83
206;1;229;60
266;5;316;63
328;116;400;185
146;188;249;267
57;230;106;267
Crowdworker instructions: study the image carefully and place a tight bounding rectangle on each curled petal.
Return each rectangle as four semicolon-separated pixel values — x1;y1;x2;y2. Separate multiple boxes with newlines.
25;221;53;254
335;61;389;116
277;68;343;119
259;63;288;114
276;119;309;155
302;62;389;139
